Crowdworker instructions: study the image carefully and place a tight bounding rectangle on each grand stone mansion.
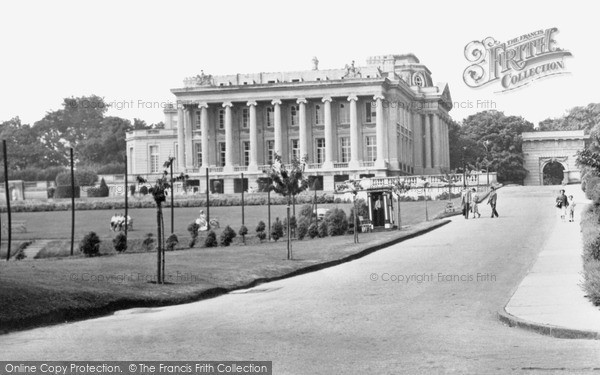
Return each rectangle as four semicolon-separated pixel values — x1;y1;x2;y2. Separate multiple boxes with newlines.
126;54;453;193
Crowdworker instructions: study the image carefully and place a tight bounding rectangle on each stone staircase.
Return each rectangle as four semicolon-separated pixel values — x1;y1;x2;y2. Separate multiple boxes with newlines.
20;240;51;260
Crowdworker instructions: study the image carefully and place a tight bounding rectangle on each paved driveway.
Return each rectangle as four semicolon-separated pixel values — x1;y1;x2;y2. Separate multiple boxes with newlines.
2;186;600;374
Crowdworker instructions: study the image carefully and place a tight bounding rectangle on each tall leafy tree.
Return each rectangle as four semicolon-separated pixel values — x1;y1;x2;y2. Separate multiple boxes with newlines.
538;103;600;133
455;110;534;183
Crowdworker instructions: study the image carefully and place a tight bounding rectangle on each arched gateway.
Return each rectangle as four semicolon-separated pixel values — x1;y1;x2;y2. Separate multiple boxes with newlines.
522;131;589;186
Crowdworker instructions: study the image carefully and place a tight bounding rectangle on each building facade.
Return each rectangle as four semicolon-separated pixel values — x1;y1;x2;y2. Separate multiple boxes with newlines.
126;54;453;193
522;130;589;185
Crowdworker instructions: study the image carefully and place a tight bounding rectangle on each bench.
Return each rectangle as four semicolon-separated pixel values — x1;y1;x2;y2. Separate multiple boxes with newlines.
1;220;27;233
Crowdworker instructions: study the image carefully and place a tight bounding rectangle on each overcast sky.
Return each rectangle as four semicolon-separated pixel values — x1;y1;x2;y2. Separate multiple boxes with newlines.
0;0;595;127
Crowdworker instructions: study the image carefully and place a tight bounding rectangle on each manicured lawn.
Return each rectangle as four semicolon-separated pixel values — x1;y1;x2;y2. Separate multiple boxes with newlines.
0;219;449;332
2;198;458;242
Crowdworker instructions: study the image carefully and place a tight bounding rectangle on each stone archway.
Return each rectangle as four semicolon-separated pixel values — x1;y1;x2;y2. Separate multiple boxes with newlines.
541;160;566;185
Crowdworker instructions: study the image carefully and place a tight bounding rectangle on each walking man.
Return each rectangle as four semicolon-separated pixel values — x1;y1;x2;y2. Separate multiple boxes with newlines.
488;186;499;218
461;188;472;219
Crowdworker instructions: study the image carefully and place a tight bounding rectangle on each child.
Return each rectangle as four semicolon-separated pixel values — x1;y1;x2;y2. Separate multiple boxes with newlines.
568;195;576;222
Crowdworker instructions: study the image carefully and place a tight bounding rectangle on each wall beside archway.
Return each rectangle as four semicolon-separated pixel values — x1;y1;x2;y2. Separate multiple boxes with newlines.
522;131;589;186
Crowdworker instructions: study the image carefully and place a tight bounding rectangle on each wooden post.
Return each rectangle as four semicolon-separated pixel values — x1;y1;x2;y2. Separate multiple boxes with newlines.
241;172;245;226
124;155;128;239
70;148;75;256
3;140;11;260
170;161;174;234
205;168;210;228
267;187;271;241
424;186;429;221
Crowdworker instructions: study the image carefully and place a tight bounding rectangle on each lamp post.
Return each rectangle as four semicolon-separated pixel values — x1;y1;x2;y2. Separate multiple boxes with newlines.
483;140;491;186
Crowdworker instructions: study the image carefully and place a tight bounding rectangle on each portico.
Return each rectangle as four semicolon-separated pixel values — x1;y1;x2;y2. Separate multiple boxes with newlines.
126;54;454;193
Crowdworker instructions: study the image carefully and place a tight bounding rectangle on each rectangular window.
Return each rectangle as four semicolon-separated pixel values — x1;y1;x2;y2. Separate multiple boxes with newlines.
290;105;298;126
242;108;249;128
218;109;224;129
315;104;322;125
339;103;350;124
366;136;377;162
149;145;159;173
340;137;350;163
195;143;202;167
243;141;250;166
266;107;274;127
218;142;226;167
290;139;300;161
315;138;325;164
365;102;377;123
195;111;201;129
267;140;275;165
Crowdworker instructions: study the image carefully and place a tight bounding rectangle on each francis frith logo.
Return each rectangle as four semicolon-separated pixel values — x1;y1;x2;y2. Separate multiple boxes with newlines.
463;27;572;92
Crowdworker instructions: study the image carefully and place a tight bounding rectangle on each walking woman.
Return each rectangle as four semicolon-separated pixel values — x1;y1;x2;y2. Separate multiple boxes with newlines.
556;189;569;222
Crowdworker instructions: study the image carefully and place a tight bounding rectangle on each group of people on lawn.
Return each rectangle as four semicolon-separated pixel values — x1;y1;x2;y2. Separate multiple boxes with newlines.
110;213;132;231
461;185;500;219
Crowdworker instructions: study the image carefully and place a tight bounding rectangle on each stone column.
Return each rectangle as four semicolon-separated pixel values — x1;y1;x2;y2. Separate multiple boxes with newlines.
322;96;334;169
297;98;308;161
348;95;360;169
432;114;442;170
223;102;234;172
424;114;432;172
271;99;282;159
247;101;258;171
184;106;194;169
374;95;386;169
177;106;185;172
199;102;209;169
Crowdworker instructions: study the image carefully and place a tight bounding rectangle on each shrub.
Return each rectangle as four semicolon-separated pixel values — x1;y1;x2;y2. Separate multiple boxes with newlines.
142;233;155;252
257;231;266;241
283;215;297;236
299;204;315;221
256;220;266;233
308;222;319;239
296;217;309;240
187;221;200;248
129;184;136;196
324;208;348;236
139;186;149;195
54;185;81;199
271;218;284;241
47;187;56;199
219;225;237;246
113;232;127;253
205;230;218;247
318;220;328;238
79;232;101;256
349;199;369;227
239;225;248;244
166;234;179;251
98;178;109;197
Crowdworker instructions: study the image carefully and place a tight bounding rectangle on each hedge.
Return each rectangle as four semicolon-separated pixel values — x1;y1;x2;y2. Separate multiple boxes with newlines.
54;186;81;199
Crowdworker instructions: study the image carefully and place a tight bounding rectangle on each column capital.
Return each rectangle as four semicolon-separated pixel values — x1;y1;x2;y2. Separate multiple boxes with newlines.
296;98;308;105
322;96;333;103
271;99;282;106
373;94;385;101
222;102;233;108
347;95;358;102
197;102;209;109
246;100;258;107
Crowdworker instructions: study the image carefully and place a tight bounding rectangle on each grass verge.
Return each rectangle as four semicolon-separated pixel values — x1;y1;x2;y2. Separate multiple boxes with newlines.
0;219;448;333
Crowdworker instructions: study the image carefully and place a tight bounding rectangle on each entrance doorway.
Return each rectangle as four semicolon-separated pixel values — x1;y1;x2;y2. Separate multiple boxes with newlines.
542;161;565;185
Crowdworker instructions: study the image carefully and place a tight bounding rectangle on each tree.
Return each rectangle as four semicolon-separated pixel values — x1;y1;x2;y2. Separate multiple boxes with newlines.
454;110;534;184
538;103;600;133
136;157;186;284
264;153;308;259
